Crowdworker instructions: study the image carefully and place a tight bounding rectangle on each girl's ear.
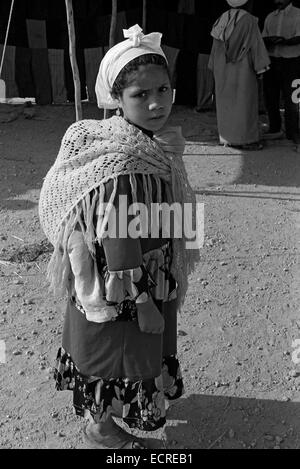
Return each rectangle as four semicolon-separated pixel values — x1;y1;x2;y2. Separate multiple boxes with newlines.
110;93;122;108
172;89;176;104
115;96;122;109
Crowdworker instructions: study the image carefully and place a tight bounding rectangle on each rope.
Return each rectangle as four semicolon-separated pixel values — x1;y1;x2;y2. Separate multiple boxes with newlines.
0;0;15;78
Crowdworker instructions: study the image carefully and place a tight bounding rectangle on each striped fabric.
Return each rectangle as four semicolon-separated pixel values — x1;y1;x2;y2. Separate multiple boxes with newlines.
48;49;67;103
0;45;18;98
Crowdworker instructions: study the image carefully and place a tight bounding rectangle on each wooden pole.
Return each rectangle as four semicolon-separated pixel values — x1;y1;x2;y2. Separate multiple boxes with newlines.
0;0;15;78
104;0;118;119
142;0;147;33
109;0;118;48
65;0;82;121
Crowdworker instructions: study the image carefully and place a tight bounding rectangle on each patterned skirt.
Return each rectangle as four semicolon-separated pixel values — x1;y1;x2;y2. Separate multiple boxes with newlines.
54;348;184;431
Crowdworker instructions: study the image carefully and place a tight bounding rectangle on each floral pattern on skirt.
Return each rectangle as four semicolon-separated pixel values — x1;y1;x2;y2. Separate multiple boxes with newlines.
54;347;184;432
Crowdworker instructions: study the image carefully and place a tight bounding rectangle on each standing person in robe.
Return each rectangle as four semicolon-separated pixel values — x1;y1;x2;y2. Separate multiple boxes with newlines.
262;0;300;144
208;0;270;150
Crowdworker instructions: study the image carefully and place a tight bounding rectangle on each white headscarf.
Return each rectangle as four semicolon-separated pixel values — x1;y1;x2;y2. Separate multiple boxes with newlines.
95;24;167;110
226;0;248;7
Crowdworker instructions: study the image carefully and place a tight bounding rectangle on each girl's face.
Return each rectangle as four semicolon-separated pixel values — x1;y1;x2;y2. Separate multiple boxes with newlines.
116;64;173;132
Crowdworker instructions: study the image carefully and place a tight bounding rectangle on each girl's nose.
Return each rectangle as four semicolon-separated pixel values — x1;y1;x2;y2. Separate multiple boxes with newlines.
149;101;163;111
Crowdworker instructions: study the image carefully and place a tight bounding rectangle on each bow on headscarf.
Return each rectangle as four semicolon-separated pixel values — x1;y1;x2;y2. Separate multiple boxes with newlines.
123;24;162;48
95;24;167;110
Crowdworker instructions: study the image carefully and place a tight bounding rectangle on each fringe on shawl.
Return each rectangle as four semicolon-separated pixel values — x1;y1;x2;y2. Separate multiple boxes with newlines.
47;174;199;309
46;185;101;296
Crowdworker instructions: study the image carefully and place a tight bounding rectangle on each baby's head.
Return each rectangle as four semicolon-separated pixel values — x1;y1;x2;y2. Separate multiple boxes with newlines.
96;25;173;132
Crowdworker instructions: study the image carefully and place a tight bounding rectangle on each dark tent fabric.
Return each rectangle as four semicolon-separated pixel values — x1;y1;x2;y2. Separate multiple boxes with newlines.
15;47;35;98
0;0;276;104
175;50;198;105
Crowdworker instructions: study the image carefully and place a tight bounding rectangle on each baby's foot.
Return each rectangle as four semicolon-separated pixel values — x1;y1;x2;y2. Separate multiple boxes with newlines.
137;301;165;334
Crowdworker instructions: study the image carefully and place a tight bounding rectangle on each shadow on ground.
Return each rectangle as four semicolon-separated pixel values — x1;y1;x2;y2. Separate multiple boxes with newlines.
164;394;300;449
233;144;300;189
194;189;300;203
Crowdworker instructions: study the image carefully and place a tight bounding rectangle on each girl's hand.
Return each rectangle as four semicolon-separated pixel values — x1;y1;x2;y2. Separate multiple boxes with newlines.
136;298;165;334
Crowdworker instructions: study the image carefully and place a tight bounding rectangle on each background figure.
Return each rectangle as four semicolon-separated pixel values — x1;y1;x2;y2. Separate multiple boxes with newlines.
262;0;300;144
208;0;270;150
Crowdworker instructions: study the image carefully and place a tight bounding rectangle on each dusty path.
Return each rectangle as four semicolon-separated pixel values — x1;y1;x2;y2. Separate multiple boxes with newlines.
0;104;299;449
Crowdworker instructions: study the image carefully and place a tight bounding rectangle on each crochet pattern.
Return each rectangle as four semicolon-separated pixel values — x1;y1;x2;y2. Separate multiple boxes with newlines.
39;116;199;308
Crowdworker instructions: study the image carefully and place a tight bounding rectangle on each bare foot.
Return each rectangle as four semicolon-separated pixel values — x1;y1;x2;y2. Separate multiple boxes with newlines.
137;299;165;334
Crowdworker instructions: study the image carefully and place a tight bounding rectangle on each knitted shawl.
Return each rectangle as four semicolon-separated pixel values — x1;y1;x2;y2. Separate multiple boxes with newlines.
39;116;199;308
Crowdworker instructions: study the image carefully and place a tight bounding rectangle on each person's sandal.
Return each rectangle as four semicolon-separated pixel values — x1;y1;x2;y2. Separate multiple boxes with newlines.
241;142;263;151
229;142;263;151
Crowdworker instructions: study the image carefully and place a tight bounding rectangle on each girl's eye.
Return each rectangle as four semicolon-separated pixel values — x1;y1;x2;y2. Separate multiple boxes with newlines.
134;91;147;98
160;86;169;93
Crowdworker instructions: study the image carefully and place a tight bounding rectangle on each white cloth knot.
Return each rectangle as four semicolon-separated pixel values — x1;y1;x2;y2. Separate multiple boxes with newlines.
123;24;163;51
123;24;144;47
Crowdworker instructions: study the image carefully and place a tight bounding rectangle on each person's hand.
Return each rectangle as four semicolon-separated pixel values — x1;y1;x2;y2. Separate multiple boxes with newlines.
137;298;165;334
270;36;284;44
265;36;284;46
280;37;300;46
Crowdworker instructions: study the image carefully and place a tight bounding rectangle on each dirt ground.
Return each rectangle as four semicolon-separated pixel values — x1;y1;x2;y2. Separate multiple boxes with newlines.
0;102;300;449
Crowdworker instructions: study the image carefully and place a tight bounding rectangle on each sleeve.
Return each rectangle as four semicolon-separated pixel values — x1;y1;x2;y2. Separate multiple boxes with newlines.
105;265;156;305
262;16;270;38
208;40;216;72
295;14;300;37
101;175;143;271
251;22;271;74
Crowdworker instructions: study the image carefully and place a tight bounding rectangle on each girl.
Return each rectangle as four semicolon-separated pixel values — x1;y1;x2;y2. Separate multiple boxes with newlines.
39;24;198;449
